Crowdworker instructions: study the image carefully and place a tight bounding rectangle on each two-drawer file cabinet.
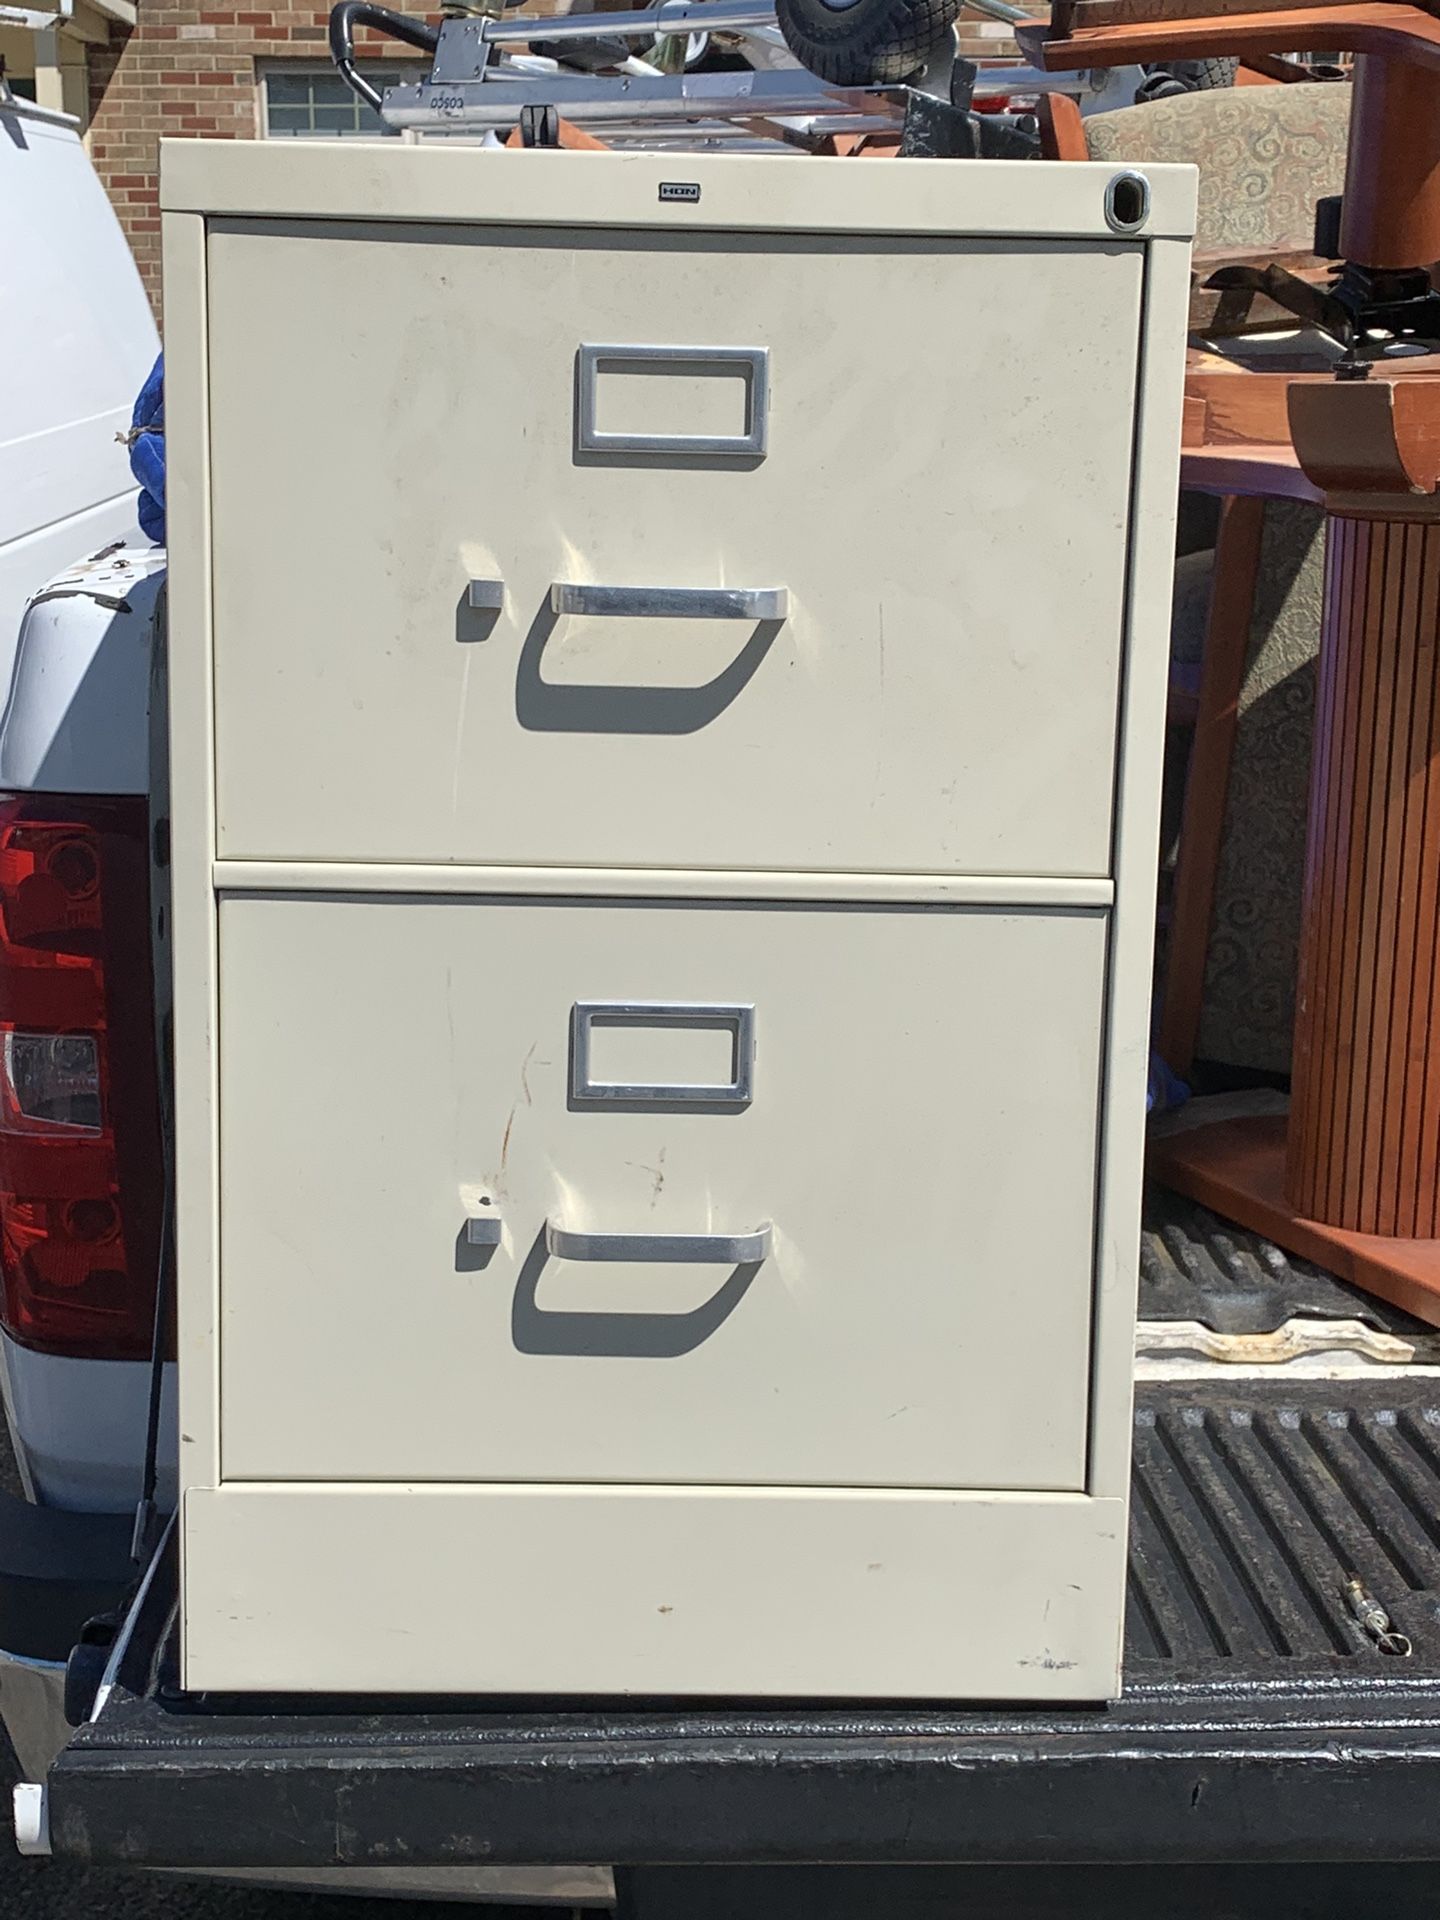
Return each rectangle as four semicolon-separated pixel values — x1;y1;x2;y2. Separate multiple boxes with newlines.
161;140;1195;1699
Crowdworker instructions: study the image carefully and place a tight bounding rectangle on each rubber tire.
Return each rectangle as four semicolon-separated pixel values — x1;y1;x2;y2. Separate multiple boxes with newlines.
775;0;961;86
1135;53;1236;102
63;1638;112;1728
1188;55;1238;87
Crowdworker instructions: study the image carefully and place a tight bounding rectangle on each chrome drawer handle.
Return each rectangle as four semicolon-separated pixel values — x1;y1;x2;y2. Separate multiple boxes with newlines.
546;1221;772;1264
550;583;788;622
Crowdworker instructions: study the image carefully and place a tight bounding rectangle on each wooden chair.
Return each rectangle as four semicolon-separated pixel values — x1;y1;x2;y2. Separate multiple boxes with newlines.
1161;494;1324;1080
1039;81;1350;251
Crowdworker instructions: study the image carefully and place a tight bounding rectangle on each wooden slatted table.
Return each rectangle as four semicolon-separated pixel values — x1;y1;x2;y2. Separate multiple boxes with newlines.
1154;369;1440;1322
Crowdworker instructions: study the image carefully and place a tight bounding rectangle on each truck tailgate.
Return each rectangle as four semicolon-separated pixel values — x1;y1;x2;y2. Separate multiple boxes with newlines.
45;1376;1440;1871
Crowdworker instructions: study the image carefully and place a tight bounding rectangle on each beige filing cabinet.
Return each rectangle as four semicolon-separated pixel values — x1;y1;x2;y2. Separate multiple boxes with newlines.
160;140;1195;1700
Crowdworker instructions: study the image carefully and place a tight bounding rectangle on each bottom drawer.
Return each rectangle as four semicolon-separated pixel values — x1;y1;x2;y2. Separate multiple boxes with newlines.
216;892;1109;1494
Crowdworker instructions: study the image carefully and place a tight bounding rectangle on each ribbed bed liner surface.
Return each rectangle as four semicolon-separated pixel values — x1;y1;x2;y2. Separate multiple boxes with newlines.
1139;1186;1428;1333
1128;1384;1440;1676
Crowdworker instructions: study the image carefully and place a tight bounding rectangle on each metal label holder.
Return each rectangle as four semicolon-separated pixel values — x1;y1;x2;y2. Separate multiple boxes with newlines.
570;1001;756;1106
576;344;770;459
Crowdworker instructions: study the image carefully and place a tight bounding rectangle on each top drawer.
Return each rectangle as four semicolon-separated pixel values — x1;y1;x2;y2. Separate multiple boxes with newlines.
205;220;1143;876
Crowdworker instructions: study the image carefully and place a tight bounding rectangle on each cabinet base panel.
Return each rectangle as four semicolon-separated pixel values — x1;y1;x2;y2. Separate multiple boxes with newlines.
183;1483;1126;1700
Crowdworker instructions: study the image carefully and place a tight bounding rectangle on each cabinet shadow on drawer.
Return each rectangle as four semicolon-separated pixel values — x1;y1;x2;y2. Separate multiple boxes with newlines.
513;598;785;736
571;448;767;474
454;590;502;646
509;1226;763;1359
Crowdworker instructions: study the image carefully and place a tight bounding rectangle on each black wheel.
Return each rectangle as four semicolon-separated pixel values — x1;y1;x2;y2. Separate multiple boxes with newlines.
775;0;961;86
1136;54;1237;100
63;1637;113;1727
1188;54;1238;86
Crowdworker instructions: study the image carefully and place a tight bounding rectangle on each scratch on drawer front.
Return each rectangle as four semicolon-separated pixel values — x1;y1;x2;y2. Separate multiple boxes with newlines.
451;650;473;821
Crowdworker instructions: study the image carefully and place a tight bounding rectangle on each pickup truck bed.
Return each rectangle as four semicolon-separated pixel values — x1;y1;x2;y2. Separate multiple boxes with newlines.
42;1197;1440;1914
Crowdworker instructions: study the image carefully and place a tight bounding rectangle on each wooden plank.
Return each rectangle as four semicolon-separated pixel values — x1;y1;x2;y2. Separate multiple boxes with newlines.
1069;0;1380;30
1152;1113;1440;1327
1238;49;1316;75
1290;379;1440;496
1290;511;1351;1201
1191;371;1295;449
1394;529;1440;1230
1031;4;1440;76
1288;517;1440;1235
1381;524;1426;1231
1036;89;1088;160
1180;443;1321;503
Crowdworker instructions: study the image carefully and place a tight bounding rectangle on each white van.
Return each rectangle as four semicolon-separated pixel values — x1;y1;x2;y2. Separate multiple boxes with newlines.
0;85;158;689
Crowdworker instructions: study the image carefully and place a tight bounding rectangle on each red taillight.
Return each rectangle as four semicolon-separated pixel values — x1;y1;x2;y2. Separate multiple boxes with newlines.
0;794;162;1361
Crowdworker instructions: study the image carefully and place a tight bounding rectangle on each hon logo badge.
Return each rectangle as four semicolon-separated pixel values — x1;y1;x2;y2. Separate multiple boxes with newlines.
659;181;701;203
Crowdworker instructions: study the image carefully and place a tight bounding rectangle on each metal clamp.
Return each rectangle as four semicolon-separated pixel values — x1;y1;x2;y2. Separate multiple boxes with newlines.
577;343;769;458
551;583;787;621
466;578;505;610
571;1001;755;1106
546;1221;772;1263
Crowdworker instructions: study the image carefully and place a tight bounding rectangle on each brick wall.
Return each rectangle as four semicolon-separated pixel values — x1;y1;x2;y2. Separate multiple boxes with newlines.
87;7;429;309
955;6;1036;62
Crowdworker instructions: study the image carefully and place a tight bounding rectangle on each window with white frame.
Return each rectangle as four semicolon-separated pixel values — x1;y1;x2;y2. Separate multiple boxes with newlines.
260;64;411;138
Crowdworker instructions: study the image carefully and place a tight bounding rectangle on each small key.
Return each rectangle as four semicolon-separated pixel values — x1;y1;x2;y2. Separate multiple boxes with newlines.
1344;1575;1413;1657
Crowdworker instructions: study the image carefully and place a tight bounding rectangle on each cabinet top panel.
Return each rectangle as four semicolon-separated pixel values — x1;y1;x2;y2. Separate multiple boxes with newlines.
159;141;1198;242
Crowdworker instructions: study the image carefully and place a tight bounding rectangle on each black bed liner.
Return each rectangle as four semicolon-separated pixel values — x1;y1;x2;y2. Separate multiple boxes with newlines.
1139;1184;1430;1334
1129;1384;1440;1671
46;1378;1440;1875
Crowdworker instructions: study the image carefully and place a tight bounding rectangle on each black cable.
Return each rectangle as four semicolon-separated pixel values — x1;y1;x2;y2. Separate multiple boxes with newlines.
329;1;440;111
132;1177;171;1568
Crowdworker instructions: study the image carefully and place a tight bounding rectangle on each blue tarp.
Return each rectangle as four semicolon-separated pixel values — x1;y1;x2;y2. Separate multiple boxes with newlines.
130;354;166;545
1148;1051;1189;1115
